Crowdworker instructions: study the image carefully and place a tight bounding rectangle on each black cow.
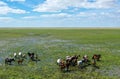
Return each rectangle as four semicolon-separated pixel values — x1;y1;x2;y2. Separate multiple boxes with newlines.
5;58;15;65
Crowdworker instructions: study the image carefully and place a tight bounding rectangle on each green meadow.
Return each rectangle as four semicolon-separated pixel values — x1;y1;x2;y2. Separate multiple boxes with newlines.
0;28;120;79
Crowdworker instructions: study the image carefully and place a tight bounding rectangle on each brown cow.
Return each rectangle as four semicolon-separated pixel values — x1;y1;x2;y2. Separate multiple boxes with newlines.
92;54;101;61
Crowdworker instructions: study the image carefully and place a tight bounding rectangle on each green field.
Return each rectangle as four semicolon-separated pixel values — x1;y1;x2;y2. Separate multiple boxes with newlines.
0;28;120;79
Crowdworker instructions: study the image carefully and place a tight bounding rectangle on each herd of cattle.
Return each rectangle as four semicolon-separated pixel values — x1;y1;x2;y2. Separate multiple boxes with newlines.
4;52;101;72
57;54;101;71
5;52;40;65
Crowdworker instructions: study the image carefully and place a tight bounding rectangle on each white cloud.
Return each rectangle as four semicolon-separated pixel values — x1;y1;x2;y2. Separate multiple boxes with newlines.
0;6;26;14
73;12;97;18
0;1;7;6
100;12;110;16
23;16;38;19
0;1;27;14
22;13;72;20
33;0;116;12
9;0;25;2
117;10;120;13
41;13;72;18
0;17;14;22
11;8;26;14
23;12;114;19
77;12;88;17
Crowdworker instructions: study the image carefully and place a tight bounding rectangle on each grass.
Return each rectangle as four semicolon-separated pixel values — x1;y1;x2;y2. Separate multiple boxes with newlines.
0;28;120;79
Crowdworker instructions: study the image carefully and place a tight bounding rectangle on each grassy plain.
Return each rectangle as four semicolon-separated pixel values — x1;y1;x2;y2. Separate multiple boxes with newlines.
0;28;120;79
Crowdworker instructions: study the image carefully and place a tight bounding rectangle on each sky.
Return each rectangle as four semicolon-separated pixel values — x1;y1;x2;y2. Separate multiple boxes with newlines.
0;0;120;27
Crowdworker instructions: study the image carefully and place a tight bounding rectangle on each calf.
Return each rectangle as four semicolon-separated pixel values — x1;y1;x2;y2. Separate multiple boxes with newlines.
18;59;24;65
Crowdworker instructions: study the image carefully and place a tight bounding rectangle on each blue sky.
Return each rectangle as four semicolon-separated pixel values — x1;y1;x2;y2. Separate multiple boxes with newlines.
0;0;120;27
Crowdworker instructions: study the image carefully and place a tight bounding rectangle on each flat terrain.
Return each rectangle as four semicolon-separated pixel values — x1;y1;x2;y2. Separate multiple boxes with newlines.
0;28;120;79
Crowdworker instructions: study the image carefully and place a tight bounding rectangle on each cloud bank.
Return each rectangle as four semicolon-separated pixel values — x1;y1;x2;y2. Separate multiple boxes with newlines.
0;1;27;14
33;0;116;12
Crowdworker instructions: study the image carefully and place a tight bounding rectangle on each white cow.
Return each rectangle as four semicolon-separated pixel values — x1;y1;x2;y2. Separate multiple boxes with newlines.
18;52;22;56
66;56;71;60
77;60;83;66
57;58;62;65
14;53;17;57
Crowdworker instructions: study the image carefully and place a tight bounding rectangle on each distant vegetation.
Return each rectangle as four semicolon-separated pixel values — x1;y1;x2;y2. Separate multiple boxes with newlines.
0;28;120;79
